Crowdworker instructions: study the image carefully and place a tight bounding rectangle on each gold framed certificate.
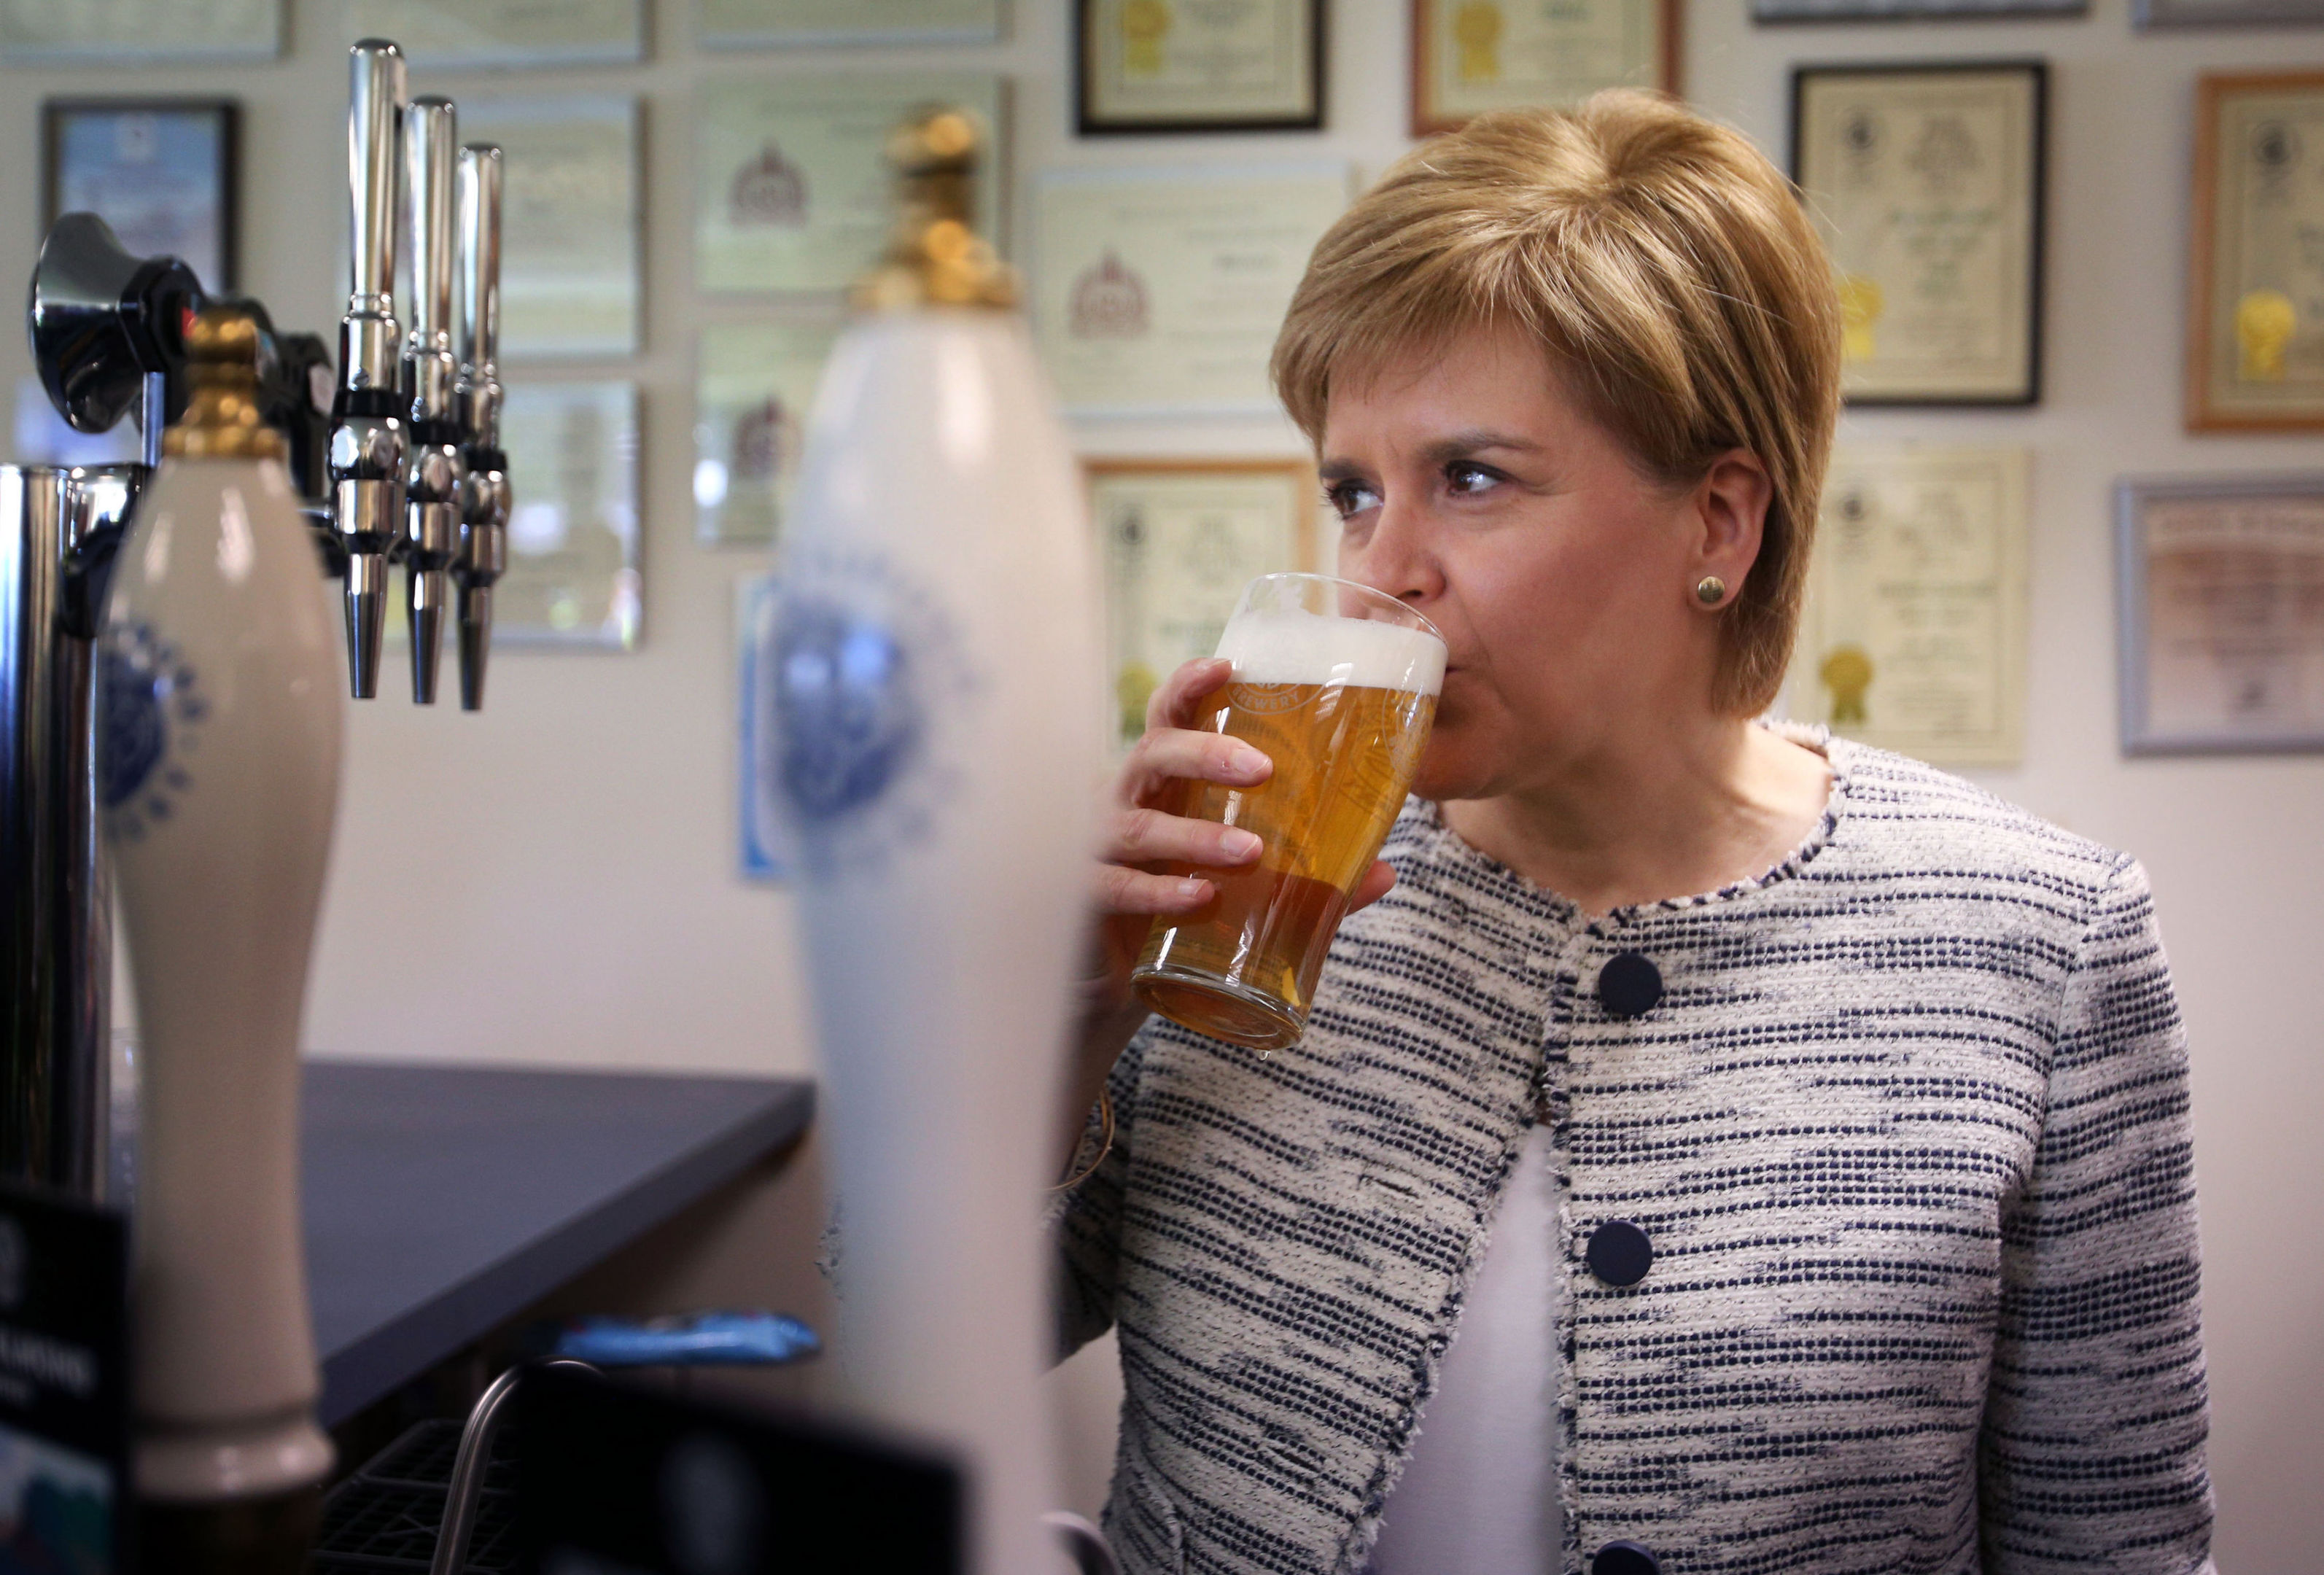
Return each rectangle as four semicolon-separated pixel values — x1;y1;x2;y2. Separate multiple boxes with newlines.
701;0;1002;47
1792;61;2045;406
1088;458;1320;745
460;95;640;359
2117;475;2324;752
695;317;846;548
696;73;1006;297
1410;0;1678;137
1077;0;1324;134
2189;73;2324;430
1033;163;1349;416
1793;446;2029;766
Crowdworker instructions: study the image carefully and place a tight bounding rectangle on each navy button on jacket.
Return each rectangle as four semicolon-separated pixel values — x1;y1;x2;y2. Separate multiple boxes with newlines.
1056;736;2213;1575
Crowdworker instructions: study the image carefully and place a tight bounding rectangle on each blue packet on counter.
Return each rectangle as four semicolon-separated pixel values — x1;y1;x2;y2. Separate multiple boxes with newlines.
548;1310;821;1368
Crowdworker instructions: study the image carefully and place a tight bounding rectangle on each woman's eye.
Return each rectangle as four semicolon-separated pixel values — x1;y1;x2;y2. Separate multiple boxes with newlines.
1326;481;1381;519
1446;461;1502;496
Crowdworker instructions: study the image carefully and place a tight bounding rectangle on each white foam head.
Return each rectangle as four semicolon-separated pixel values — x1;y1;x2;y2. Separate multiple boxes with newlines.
1215;607;1446;696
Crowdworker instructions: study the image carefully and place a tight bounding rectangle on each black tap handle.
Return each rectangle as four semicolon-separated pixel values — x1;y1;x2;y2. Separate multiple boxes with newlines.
27;212;203;437
260;331;336;504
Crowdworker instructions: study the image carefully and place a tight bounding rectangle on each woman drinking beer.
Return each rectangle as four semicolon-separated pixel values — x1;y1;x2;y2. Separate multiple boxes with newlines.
1056;89;2212;1575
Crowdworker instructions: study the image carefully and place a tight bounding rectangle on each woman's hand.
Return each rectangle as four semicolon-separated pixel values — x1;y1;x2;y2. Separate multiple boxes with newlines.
1060;656;1399;1168
1087;656;1397;1014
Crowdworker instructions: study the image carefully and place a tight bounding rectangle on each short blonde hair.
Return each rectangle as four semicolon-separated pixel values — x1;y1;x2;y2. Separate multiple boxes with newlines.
1272;90;1841;715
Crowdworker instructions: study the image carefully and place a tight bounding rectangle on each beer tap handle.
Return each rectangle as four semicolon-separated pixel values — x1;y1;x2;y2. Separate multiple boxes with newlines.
349;43;401;316
326;39;408;700
402;97;462;705
454;143;508;713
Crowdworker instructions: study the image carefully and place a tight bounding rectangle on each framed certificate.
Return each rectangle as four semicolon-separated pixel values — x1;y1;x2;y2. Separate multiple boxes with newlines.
696;74;1006;297
2117;475;2324;753
497;381;642;650
1792;61;2046;406
1757;0;2081;18
460;96;640;359
341;0;645;67
695;317;847;548
736;572;786;879
1794;446;2029;767
1032;163;1348;416
1;0;279;61
1088;458;1320;744
702;0;1002;46
2140;0;2324;23
1411;0;1677;137
43;99;238;293
2188;73;2324;429
1078;0;1324;134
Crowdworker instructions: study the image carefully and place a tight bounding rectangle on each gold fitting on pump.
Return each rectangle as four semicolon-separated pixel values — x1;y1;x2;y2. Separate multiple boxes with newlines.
852;106;1019;313
165;306;287;461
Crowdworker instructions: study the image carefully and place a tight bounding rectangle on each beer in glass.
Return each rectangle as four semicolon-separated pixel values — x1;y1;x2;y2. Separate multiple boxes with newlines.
1131;573;1445;1051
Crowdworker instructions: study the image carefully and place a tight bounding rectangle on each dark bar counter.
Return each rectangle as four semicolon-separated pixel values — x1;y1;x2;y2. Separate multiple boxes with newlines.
299;1059;815;1424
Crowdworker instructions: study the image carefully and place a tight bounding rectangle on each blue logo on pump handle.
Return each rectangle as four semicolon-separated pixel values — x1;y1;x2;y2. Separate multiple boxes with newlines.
760;551;975;876
96;620;206;843
772;601;921;822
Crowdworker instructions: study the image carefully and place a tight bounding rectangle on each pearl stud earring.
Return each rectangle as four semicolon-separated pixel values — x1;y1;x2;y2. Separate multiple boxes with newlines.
1694;575;1727;607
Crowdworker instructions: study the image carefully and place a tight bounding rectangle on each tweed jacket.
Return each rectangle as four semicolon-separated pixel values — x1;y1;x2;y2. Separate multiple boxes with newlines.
1055;736;2213;1575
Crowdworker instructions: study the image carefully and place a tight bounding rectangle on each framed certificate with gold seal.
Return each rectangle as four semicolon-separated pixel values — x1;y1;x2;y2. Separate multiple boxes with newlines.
1410;0;1679;138
1078;0;1324;134
1793;445;2029;767
2189;73;2324;429
2117;475;2324;753
1087;458;1320;747
1792;60;2045;407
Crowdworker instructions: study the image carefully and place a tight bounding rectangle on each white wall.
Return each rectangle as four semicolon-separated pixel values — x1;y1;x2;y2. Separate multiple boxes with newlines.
6;0;2321;1566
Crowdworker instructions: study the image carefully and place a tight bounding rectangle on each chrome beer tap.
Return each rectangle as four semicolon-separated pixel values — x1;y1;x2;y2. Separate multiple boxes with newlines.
7;34;514;1205
453;142;508;712
401;96;463;704
327;39;409;701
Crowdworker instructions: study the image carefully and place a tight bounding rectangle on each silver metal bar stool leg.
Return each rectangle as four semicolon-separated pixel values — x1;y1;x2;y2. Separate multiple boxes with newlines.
430;1358;596;1575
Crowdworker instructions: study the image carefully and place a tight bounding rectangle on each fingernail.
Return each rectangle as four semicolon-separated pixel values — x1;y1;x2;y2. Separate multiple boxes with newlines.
1176;879;1208;901
1222;829;1262;860
1228;746;1268;779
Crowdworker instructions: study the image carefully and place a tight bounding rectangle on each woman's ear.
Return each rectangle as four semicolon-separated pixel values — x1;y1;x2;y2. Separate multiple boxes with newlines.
1692;449;1773;590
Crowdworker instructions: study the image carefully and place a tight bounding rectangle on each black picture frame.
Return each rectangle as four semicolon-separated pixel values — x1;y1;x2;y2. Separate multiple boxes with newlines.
1789;59;2047;408
42;97;239;294
1075;0;1325;136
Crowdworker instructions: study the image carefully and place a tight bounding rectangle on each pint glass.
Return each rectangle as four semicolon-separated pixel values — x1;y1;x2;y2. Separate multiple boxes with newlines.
1131;573;1445;1051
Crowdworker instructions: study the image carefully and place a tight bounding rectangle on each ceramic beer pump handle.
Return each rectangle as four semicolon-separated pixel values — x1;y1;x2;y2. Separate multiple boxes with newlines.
106;304;343;1572
774;105;1094;1575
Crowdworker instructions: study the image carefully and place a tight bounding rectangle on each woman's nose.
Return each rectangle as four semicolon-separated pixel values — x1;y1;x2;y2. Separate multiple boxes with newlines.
1342;494;1445;609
